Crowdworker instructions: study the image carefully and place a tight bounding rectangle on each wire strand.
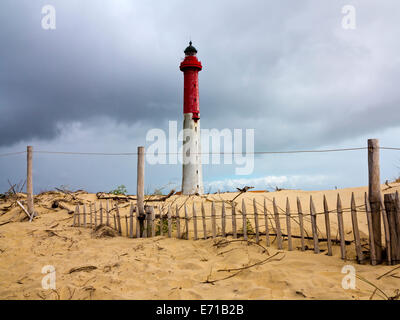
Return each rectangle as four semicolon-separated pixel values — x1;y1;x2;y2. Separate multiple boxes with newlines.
0;151;26;157
1;146;399;158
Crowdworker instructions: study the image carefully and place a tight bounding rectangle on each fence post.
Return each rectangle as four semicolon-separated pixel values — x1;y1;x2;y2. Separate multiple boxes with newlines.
137;146;145;236
384;194;400;264
323;195;332;256
176;204;181;239
211;201;216;239
83;204;87;228
242;199;248;241
264;199;270;247
368;139;383;263
297;197;305;251
273;198;282;250
193;203;198;240
365;192;377;265
253;198;259;244
337;194;346;260
184;204;189;240
167;205;172;238
309;196;319;254
285;197;292;251
232;202;237;239
26;146;34;219
129;203;134;238
351;193;365;264
115;203;122;235
106;200;110;226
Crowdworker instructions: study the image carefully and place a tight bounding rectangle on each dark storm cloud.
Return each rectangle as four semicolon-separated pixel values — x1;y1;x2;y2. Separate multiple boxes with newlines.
1;0;400;150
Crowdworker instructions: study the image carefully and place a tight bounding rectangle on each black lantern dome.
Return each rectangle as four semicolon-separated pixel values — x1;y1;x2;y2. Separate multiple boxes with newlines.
184;41;197;56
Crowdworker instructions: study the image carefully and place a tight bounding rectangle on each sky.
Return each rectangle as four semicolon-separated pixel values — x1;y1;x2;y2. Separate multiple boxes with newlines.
0;0;400;194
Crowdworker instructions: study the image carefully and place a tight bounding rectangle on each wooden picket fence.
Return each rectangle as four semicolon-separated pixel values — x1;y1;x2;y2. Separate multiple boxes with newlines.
73;190;400;266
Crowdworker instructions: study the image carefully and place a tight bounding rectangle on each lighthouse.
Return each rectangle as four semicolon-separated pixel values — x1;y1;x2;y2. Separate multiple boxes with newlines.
180;42;204;195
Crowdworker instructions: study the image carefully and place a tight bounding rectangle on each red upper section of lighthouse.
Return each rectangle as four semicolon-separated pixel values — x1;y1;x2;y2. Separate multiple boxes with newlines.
180;42;202;121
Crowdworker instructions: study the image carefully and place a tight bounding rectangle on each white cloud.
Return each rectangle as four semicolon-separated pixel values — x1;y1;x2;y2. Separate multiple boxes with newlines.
205;174;328;192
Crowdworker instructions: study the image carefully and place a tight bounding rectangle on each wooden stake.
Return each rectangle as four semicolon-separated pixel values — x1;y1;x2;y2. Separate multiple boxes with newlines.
136;205;141;238
129;203;134;238
365;192;377;265
167;205;172;238
242;199;248;241
351;193;365;263
201;202;207;240
99;202;103;225
286;197;292;251
137;146;145;236
142;214;147;238
159;206;163;237
193;203;198;240
323;195;332;256
297;197;305;251
106;200;110;227
211;202;217;239
395;191;400;263
337;194;346;260
184;204;189;240
232;202;237;239
381;195;393;265
176;204;181;239
253;198;259;244
90;203;93;229
395;191;400;260
384;193;400;264
273;198;282;249
221;202;226;238
113;214;117;230
77;204;81;227
73;205;78;227
145;208;152;238
309;196;319;254
151;207;156;238
264;198;270;247
94;203;97;228
26;146;34;219
83;204;87;228
125;215;128;237
368;139;383;262
116;204;122;235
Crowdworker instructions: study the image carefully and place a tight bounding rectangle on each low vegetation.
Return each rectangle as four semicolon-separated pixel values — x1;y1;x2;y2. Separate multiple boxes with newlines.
109;185;128;195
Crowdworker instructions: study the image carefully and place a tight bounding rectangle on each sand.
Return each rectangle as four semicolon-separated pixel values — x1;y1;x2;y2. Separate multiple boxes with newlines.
0;184;400;300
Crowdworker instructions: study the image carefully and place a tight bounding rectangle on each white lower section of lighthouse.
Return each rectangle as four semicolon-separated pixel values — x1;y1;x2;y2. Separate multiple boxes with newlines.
182;113;204;195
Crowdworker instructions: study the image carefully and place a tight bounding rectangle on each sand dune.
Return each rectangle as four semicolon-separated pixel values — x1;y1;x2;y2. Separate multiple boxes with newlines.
0;184;400;300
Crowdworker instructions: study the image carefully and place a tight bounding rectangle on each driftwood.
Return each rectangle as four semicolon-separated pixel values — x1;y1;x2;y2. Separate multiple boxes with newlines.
231;186;254;202
51;200;74;214
55;188;77;200
96;189;175;202
202;251;285;285
68;266;97;274
16;201;32;220
96;192;136;201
